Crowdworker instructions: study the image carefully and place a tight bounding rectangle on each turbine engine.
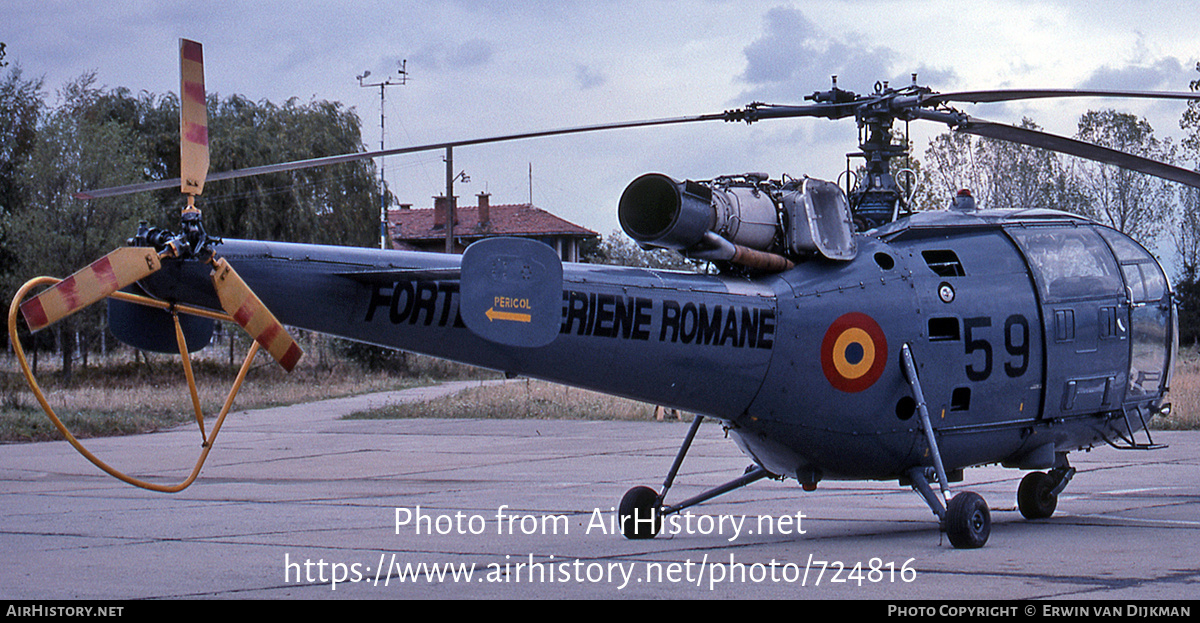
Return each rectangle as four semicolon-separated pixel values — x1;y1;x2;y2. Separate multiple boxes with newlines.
618;173;857;271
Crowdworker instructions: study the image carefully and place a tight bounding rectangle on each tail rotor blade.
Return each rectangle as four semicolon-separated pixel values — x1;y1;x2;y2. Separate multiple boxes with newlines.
21;247;162;332
210;258;302;371
180;38;209;197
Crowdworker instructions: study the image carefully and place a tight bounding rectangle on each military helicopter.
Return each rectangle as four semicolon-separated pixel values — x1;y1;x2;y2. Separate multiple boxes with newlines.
9;40;1200;548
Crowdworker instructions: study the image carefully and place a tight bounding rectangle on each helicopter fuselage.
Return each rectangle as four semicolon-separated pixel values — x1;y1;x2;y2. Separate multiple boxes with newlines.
133;207;1175;489
21;39;1195;548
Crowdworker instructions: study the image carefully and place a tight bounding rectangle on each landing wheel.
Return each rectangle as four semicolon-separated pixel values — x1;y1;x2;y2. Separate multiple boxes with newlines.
1017;471;1058;519
619;485;662;539
945;491;990;549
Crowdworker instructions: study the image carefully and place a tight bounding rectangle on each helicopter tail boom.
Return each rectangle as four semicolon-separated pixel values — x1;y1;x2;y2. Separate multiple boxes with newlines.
124;238;779;420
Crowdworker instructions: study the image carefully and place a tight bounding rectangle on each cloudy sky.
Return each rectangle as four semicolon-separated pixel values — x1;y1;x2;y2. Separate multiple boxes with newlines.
3;0;1198;236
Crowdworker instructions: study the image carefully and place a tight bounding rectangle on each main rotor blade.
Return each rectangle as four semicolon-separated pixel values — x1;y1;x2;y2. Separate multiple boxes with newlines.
956;116;1200;188
923;88;1199;106
75;112;729;200
725;101;861;122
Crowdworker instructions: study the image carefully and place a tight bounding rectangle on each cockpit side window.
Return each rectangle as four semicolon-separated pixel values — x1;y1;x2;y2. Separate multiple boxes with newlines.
1008;227;1122;302
1098;228;1167;303
1096;226;1173;400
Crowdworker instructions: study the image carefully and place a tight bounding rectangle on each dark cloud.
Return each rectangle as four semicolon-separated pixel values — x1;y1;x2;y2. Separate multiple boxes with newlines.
740;7;824;84
410;38;495;72
739;6;921;101
899;65;958;90
575;64;606;90
1079;57;1195;92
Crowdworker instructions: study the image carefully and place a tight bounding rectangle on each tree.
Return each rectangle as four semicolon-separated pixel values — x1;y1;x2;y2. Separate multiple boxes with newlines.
1178;63;1200;276
1172;62;1200;345
582;231;704;271
199;95;379;246
1182;61;1200;164
0;53;45;308
916;130;988;211
81;88;184;224
67;90;382;246
916;118;1076;213
1073;109;1175;244
12;73;153;379
24;86;381;247
1174;172;1200;284
984;120;1079;212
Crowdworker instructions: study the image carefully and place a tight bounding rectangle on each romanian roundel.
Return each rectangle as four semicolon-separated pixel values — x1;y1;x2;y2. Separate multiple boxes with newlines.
821;312;888;393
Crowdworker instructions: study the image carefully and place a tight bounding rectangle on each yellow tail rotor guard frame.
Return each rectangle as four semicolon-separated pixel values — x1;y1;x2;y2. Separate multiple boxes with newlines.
8;275;260;493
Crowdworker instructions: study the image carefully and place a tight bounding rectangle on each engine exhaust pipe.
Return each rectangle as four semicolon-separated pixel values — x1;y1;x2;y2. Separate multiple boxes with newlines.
618;173;713;251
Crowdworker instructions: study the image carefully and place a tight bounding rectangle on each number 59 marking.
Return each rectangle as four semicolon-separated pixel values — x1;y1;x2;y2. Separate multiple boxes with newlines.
964;314;1029;381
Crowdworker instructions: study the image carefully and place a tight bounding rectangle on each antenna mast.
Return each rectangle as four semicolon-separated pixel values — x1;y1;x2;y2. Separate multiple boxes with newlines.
357;59;408;250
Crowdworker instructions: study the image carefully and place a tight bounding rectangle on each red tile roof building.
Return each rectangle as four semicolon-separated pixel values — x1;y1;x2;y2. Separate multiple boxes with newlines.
388;193;598;262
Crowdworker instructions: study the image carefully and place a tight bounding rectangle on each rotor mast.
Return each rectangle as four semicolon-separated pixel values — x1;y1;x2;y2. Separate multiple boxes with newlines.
808;77;918;230
850;108;909;229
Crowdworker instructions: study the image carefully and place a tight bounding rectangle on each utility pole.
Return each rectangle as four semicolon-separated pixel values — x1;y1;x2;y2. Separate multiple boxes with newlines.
444;147;469;253
357;60;408;250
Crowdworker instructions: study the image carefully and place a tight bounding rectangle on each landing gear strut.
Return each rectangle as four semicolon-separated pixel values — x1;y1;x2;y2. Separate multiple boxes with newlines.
945;491;991;549
902;344;991;548
1018;454;1075;520
907;467;992;549
619;414;772;539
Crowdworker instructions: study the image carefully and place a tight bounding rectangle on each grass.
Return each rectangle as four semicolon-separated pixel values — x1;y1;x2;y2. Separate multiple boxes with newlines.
349;350;1200;429
1159;346;1200;430
346;377;670;421
5;338;1199;443
0;335;493;442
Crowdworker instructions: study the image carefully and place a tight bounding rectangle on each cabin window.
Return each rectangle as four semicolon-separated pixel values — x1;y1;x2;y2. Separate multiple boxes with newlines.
950;387;971;411
928;317;961;341
1098;228;1167;303
921;250;965;277
1097;227;1171;398
1008;227;1122;302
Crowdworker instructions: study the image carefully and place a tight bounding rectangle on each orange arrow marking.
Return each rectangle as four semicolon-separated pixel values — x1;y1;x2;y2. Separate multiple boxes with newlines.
485;307;532;323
